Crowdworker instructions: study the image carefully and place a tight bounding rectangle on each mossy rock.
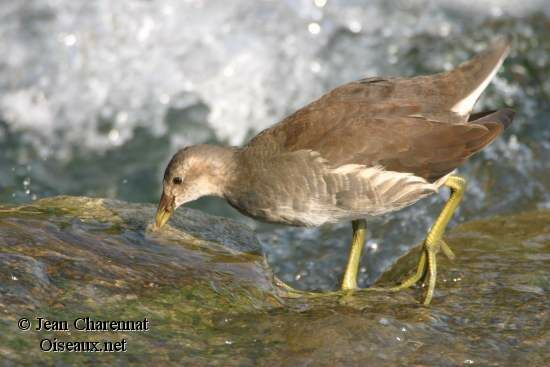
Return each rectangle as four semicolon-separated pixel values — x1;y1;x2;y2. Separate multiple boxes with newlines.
0;197;548;366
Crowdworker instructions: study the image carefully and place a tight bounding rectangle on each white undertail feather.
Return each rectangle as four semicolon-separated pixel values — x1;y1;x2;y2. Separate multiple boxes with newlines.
451;44;510;117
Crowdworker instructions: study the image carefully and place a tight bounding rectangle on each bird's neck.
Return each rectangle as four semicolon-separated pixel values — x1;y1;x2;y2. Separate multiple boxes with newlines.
199;145;239;197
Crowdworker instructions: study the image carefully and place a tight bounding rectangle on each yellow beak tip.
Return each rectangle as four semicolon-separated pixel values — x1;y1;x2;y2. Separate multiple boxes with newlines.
155;192;175;230
154;208;173;229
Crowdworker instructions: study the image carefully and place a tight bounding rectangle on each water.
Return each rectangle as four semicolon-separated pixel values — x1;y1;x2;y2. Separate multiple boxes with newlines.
0;0;549;289
1;197;549;365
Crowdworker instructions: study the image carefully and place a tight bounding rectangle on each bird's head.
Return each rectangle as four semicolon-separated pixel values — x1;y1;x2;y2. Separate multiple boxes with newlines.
154;144;235;229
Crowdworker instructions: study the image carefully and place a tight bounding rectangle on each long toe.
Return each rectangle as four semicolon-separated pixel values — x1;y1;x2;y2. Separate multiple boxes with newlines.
389;250;428;292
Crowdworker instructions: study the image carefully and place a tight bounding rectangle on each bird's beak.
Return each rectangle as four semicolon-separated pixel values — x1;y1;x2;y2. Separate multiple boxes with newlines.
155;192;175;229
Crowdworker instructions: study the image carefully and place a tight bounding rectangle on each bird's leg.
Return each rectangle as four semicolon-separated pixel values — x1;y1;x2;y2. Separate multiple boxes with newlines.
275;219;366;298
341;219;367;290
391;175;465;304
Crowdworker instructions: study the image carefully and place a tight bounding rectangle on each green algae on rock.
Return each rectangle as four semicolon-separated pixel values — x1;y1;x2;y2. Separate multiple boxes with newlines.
0;196;280;365
0;197;548;366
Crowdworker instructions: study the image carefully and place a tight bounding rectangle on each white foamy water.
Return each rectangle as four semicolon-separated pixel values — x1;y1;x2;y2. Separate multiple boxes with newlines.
1;0;547;155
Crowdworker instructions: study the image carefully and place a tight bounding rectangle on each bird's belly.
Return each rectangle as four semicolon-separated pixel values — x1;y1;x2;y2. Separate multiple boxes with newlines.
226;164;449;227
226;194;335;226
226;187;436;227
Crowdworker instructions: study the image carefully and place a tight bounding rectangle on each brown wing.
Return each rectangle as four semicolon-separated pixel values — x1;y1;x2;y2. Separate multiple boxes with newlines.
369;110;514;181
245;38;512;181
265;37;511;125
246;109;514;182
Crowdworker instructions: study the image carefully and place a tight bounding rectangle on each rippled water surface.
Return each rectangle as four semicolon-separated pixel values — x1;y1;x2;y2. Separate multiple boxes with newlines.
1;0;549;289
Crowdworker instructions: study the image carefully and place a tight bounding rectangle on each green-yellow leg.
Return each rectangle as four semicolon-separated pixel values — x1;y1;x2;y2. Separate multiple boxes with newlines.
275;219;366;298
391;175;465;304
341;219;367;290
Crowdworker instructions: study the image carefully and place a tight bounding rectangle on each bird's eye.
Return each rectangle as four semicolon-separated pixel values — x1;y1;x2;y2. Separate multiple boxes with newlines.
172;176;183;185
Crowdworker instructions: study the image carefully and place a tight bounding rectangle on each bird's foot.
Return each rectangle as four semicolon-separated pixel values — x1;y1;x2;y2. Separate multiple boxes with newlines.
389;237;455;304
274;277;340;298
275;276;391;301
388;175;464;304
274;236;456;304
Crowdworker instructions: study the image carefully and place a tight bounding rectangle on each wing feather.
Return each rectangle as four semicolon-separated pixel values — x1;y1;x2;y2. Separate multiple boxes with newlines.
246;110;512;182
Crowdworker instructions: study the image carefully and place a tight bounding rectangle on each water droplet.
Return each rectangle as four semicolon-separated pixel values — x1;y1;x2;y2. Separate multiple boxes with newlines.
159;94;170;105
310;61;321;73
440;23;451;37
348;20;362;33
116;111;128;124
108;129;120;143
63;34;77;47
490;6;503;17
138;17;155;42
509;135;519;150
314;0;327;8
308;22;321;35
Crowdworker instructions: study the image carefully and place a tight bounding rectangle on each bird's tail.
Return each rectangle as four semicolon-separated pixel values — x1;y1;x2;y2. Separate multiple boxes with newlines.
467;108;515;151
446;37;511;118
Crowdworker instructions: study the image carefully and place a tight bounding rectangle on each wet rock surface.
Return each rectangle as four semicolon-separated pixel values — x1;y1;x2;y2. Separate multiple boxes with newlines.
0;197;548;366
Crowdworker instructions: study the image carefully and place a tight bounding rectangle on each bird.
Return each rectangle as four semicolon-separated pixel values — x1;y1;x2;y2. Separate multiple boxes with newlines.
154;38;514;304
